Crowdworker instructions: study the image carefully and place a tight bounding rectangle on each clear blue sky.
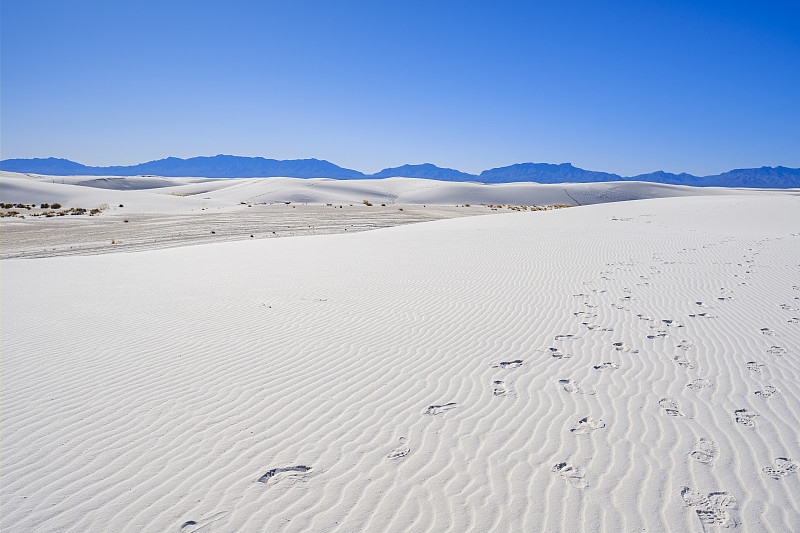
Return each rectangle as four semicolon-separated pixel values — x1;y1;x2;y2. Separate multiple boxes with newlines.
2;0;799;176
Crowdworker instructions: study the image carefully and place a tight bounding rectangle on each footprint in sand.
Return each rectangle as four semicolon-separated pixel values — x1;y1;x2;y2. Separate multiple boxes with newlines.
180;512;228;532
779;304;799;311
681;487;739;528
490;359;524;369
762;458;798;479
423;402;458;415
574;311;596;319
557;379;594;395
551;462;587;488
673;355;695;369
695;301;709;307
583;322;613;331
593;362;620;371
689;438;719;465
754;385;780;398
734;409;757;427
541;347;571;359
788;318;800;324
637;314;654;321
746;361;764;373
611;303;628;310
689;312;718;319
767;346;786;356
761;328;777;336
646;330;669;339
569;416;605;434
677;340;695;351
687;378;712;391
492;380;509;396
662;319;684;328
659;398;685;417
257;465;312;484
555;334;580;341
612;341;638;353
387;437;411;459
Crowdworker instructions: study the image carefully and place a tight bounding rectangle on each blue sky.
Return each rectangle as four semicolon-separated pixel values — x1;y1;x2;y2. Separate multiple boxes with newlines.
2;0;798;176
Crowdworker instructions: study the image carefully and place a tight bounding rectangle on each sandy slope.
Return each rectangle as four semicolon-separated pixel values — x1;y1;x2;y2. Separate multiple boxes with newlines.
3;190;800;532
1;171;765;211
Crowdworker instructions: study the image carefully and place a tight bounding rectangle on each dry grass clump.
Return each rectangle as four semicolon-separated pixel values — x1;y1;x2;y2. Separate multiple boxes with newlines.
486;203;575;211
363;200;373;206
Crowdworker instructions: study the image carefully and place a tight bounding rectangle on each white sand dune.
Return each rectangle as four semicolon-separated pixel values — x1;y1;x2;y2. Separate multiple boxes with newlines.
1;171;768;213
3;178;800;531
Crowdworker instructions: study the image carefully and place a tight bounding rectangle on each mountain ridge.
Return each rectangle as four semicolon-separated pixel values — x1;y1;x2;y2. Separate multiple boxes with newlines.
2;156;799;188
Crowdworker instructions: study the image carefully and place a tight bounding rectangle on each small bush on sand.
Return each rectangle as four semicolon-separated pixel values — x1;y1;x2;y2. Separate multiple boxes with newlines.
51;203;62;209
363;200;373;206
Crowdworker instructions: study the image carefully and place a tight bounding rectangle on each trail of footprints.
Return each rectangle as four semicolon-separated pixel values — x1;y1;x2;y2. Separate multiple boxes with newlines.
556;244;798;526
222;239;796;531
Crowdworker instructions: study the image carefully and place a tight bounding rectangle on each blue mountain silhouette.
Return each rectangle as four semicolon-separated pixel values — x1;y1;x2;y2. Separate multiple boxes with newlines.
2;155;798;188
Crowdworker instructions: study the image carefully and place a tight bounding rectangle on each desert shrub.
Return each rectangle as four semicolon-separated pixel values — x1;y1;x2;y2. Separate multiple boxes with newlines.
51;203;62;209
90;208;101;215
41;203;50;208
363;200;373;206
119;204;124;207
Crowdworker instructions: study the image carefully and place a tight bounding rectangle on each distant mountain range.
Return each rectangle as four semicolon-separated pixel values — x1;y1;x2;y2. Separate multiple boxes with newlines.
2;156;799;188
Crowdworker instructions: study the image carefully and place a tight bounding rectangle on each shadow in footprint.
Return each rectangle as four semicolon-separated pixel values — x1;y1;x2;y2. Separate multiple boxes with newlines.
551;461;587;488
557;379;594;395
180;511;228;532
755;385;780;398
570;416;605;434
387;437;410;459
542;347;571;359
763;458;798;479
746;361;764;373
689;438;718;465
555;334;580;341
734;409;757;427
423;402;458;415
492;380;509;396
490;359;524;368
593;362;620;371
686;378;711;391
257;466;312;483
681;487;739;528
659;398;685;417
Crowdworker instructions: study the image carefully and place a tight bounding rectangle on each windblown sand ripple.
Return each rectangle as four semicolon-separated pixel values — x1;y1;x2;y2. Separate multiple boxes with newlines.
3;193;800;532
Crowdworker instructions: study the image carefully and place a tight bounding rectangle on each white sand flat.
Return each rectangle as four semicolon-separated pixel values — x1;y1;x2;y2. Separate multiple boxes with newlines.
3;187;800;531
